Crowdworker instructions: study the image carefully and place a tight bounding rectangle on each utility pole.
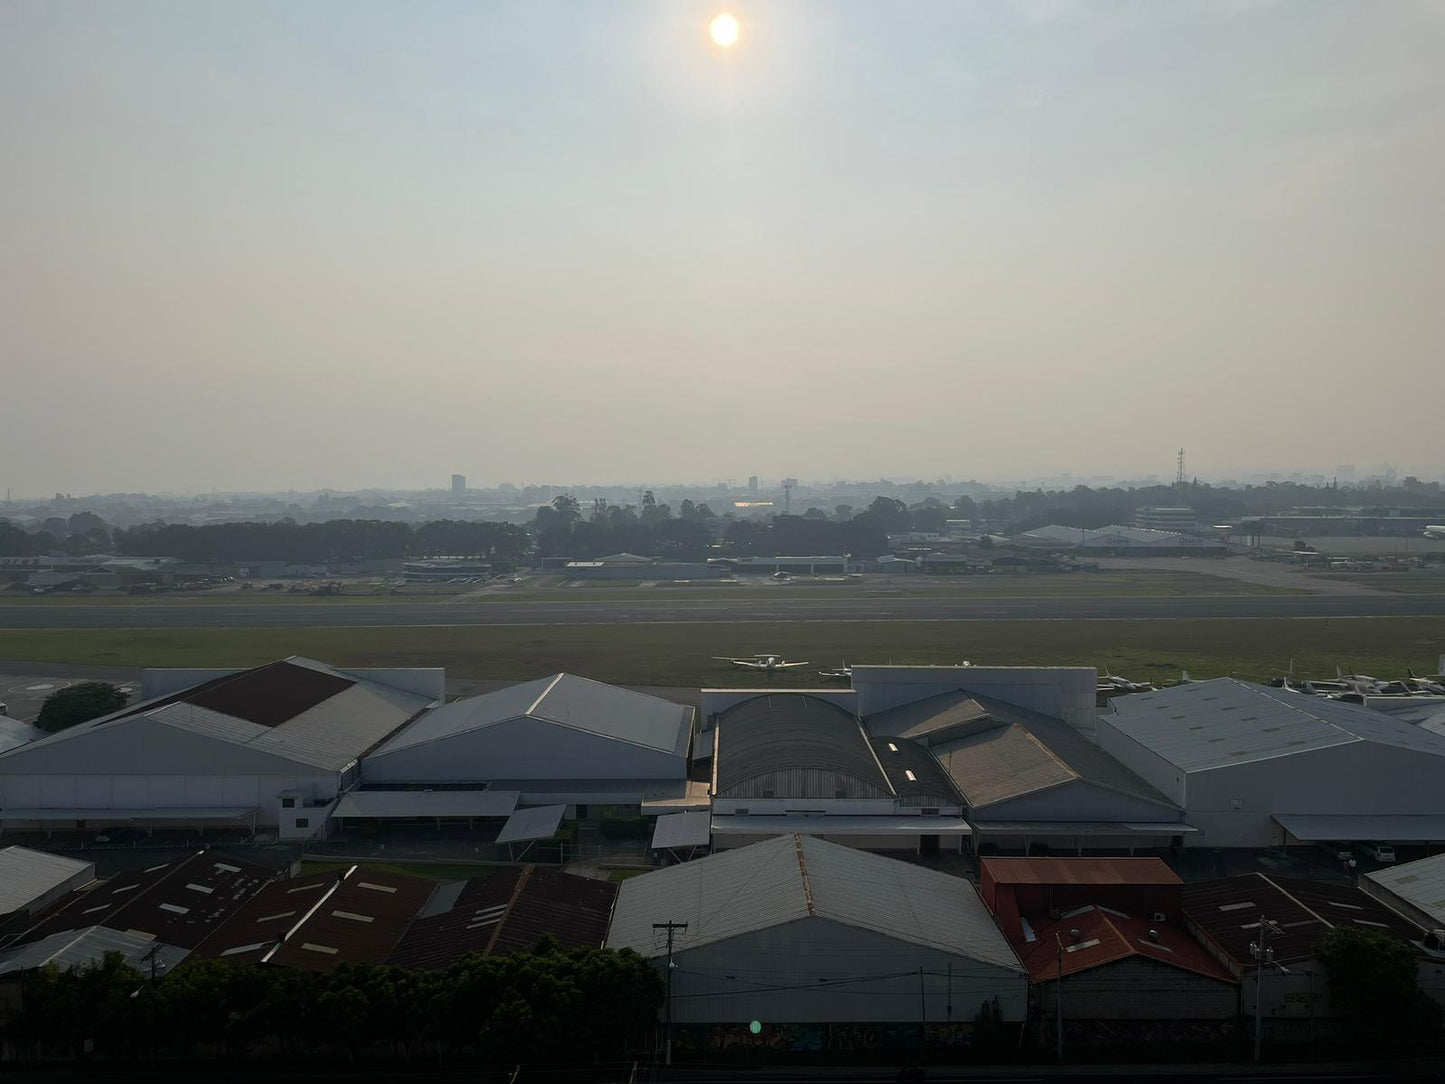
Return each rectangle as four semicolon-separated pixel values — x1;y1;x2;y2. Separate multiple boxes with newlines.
917;964;926;1056
653;921;688;1067
1250;915;1277;1062
1054;932;1065;1060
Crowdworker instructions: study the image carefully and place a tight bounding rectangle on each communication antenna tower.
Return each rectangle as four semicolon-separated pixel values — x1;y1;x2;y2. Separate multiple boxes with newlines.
782;480;793;515
1176;448;1187;488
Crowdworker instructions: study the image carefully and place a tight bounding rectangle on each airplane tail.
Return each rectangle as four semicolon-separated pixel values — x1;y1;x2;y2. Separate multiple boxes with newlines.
1181;669;1191;684
1408;667;1418;680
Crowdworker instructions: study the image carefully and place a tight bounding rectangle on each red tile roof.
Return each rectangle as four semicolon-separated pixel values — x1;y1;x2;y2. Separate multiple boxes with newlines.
1016;904;1235;984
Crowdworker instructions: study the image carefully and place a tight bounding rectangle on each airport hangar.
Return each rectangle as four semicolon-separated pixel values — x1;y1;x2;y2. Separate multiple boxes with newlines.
1098;678;1445;849
607;832;1029;1024
0;658;443;839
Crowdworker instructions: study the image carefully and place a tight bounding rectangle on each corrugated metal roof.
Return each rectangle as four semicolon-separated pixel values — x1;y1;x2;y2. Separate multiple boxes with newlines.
868;736;961;806
496;804;567;843
1014;905;1234;983
864;691;994;742
651;811;712;849
714;695;892;799
1366;853;1445;928
709;815;972;835
981;857;1181;887
1183;873;1423;965
0;926;189;978
933;722;1076;809
0;847;94;915
371;674;692;758
333;789;519;819
1107;678;1445;773
608;834;1024;972
0;656;434;774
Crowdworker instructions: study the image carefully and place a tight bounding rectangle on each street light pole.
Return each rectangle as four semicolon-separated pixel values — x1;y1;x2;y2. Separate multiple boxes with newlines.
1055;932;1064;1060
1250;915;1276;1063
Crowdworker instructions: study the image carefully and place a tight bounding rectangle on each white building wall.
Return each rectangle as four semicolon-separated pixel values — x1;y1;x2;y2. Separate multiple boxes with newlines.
666;916;1027;1023
0;772;336;826
1181;741;1443;849
1095;718;1190;808
711;796;898;816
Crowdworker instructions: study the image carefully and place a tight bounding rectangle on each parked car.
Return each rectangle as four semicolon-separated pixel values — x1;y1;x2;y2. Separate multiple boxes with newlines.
1318;841;1353;863
1355;841;1396;863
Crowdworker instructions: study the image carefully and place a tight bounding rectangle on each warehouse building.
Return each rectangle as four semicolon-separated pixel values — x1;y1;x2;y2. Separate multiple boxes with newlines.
362;674;695;816
706;694;970;853
1182;873;1445;1027
1098;679;1445;848
0;658;442;836
869;691;1188;854
1022;524;1222;555
607;834;1028;1024
0;846;94;928
979;858;1237;1024
1361;853;1445;934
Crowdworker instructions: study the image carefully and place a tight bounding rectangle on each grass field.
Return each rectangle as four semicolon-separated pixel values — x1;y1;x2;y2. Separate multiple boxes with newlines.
297;860;498;880
1309;572;1445;594
1;617;1439;686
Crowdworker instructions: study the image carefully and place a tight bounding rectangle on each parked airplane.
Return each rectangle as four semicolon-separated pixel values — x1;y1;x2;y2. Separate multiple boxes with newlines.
818;663;851;681
713;654;811;671
1407;668;1445;695
1097;669;1154;694
1423;525;1445;539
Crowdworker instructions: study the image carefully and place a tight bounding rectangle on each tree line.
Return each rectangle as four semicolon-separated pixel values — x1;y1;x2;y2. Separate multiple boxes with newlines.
2;939;663;1065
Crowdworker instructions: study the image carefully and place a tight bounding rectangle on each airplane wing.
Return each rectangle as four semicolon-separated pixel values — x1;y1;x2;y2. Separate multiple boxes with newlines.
712;656;745;663
731;660;769;670
775;661;810;669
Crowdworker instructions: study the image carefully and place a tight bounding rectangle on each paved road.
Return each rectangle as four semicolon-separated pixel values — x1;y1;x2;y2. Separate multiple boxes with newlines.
2;593;1444;629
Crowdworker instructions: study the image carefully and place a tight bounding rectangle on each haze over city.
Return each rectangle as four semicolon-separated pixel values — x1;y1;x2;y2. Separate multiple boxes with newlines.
3;0;1443;495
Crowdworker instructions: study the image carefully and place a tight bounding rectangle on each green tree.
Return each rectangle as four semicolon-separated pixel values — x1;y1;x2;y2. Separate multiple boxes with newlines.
36;681;130;732
1316;925;1442;1046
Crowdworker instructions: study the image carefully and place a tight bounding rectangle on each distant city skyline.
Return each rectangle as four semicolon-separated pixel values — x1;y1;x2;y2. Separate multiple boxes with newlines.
4;2;1442;494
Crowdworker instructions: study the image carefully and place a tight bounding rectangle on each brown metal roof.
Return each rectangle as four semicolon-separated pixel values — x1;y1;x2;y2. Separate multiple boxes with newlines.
388;866;617;970
15;852;275;949
982;857;1182;887
185;661;356;728
1183;872;1424;966
868;737;962;806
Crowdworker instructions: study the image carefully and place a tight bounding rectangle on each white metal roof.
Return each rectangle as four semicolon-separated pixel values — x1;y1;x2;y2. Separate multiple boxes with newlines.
495;803;567;843
1105;678;1445;772
0;926;190;978
1273;813;1445;842
333;789;519;819
1365;853;1445;927
650;811;712;849
608;833;1023;973
373;673;692;759
0;846;94;915
0;656;434;774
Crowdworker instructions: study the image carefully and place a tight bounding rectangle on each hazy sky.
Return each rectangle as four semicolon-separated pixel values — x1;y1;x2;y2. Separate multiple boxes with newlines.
4;1;1443;495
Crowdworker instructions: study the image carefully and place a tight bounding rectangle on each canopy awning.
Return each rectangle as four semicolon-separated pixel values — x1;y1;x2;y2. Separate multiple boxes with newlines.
0;807;258;822
496;804;567;844
970;820;1197;836
651;811;712;850
333;789;518;819
1274;813;1445;842
710;815;972;836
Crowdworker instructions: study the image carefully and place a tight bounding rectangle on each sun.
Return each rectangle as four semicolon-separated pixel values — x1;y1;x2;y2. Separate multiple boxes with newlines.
709;12;739;48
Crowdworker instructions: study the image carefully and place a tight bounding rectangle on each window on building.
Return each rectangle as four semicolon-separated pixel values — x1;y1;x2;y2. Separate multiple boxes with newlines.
281;797;295;809
295;818;309;829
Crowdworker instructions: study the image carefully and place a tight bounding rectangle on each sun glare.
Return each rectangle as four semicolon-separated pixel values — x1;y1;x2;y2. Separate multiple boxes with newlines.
709;12;739;48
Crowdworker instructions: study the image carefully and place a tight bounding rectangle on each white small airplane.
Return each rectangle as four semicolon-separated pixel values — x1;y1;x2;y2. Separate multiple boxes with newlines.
818;662;851;681
713;653;811;671
1422;526;1445;540
1405;669;1445;696
1097;669;1154;694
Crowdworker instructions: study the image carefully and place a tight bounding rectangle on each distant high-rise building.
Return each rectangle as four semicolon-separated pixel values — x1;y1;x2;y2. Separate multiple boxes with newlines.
451;474;466;495
748;475;759;496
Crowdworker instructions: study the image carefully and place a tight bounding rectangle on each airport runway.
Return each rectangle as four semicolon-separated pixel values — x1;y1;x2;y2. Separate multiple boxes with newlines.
2;594;1444;629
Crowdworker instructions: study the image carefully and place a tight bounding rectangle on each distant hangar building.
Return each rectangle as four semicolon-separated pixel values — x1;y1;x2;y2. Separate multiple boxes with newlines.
606;833;1028;1024
1098;678;1445;848
0;658;442;838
